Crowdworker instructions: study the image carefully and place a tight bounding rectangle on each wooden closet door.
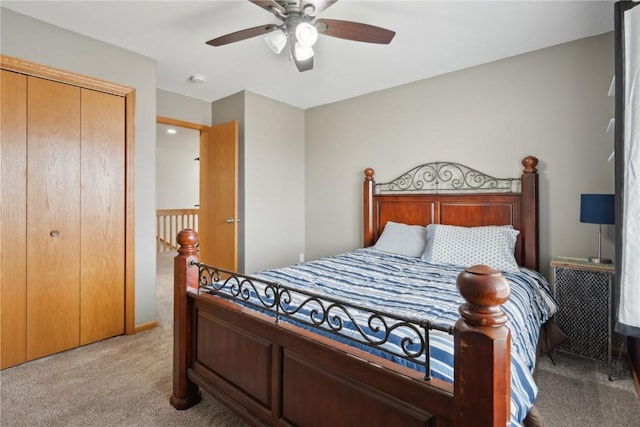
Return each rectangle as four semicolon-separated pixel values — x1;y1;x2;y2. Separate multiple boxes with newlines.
26;77;81;361
80;89;125;345
1;70;28;369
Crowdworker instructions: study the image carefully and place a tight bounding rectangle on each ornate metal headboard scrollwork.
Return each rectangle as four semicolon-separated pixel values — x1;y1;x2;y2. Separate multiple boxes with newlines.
374;161;521;194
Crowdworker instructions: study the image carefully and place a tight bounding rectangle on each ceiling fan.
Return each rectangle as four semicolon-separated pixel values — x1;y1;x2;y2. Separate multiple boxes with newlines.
206;0;396;72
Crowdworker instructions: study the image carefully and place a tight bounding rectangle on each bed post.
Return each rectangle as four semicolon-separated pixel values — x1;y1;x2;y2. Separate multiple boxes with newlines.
454;265;511;427
170;229;202;410
363;168;376;247
520;156;539;271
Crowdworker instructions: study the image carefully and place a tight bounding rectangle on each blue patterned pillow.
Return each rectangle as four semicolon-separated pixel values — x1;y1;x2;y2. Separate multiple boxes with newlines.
421;224;520;272
373;221;428;258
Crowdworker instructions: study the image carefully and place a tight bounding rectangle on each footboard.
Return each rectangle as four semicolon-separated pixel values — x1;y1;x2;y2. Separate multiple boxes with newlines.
171;229;511;426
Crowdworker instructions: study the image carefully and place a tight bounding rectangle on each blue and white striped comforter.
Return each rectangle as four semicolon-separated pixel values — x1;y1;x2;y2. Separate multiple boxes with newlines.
225;248;557;426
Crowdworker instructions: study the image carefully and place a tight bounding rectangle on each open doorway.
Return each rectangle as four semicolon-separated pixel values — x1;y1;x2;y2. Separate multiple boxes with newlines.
155;116;239;273
156;119;201;252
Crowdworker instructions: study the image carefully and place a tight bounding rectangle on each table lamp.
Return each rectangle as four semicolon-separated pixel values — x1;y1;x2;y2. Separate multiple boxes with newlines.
580;194;615;264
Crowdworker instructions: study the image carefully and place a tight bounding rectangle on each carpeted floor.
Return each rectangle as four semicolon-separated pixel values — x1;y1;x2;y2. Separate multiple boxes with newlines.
1;252;638;426
535;351;640;426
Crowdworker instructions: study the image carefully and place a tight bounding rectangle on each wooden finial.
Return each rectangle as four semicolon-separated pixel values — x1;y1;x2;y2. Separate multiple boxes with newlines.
522;156;538;174
364;168;375;181
456;265;510;327
176;229;198;255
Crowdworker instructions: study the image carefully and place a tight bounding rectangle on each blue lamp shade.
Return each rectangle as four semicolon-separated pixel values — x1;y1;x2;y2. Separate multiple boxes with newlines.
580;194;615;225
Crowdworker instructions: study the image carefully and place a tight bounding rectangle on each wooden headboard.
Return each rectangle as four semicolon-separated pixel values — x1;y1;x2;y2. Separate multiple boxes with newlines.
363;156;539;271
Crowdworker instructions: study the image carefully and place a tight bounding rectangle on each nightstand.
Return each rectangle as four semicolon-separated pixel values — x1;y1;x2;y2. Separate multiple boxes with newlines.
551;257;615;377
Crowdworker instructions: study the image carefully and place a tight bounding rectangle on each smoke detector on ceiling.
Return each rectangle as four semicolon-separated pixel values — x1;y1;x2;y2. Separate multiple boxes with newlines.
189;74;207;84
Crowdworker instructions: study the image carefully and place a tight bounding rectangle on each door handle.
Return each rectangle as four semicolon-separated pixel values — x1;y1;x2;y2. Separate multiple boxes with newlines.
50;230;60;237
225;218;235;224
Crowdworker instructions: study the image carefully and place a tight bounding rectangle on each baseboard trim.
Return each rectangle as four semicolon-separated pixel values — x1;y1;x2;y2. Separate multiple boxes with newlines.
133;321;158;334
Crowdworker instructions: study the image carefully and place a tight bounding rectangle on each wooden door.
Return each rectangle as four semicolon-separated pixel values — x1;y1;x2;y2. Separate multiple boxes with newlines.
80;89;125;345
0;70;28;369
26;76;81;361
199;121;238;271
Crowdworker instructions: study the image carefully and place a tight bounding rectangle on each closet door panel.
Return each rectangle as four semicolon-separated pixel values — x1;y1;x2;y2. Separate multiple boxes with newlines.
26;77;81;361
80;89;125;345
1;70;28;369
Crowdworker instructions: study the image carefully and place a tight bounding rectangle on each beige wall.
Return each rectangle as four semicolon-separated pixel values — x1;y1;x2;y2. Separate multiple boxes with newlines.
1;9;159;325
305;32;615;279
244;91;305;273
157;88;212;126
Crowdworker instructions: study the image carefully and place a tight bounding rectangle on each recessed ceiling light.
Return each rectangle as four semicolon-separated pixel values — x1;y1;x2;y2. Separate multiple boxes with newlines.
167;128;177;135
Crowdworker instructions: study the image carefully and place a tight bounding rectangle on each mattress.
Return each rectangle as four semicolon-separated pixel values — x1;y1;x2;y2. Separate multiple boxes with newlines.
202;247;557;426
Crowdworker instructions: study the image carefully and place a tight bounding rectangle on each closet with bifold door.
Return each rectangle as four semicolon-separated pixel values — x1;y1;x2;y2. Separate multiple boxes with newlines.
1;65;127;369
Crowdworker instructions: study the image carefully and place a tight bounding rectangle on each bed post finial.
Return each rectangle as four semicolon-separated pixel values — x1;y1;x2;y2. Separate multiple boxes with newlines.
364;168;375;181
454;265;511;427
171;229;202;410
457;265;510;326
522;156;538;174
176;228;198;256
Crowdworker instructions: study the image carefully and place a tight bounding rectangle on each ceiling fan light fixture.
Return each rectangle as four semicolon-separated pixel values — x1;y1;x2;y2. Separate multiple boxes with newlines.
206;1;396;72
265;29;287;54
295;22;318;47
294;43;314;61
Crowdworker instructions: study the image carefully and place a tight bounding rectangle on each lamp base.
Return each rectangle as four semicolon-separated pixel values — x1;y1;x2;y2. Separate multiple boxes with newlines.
588;257;612;264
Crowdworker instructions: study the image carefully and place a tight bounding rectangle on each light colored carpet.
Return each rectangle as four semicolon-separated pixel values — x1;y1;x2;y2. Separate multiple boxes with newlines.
1;252;638;426
535;352;640;426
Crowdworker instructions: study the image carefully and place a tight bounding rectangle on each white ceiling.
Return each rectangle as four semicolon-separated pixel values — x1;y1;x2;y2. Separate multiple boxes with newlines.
2;0;615;109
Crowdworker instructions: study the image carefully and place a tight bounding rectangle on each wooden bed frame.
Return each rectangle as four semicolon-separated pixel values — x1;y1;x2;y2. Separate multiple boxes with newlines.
171;156;540;426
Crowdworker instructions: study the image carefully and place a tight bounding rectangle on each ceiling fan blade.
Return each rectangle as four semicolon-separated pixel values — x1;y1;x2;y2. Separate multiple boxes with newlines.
206;24;277;47
301;1;337;15
249;0;286;14
315;19;395;44
293;54;314;72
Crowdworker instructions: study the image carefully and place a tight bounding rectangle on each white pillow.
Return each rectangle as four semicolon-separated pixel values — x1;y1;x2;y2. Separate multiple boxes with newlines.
373;221;428;258
421;224;520;272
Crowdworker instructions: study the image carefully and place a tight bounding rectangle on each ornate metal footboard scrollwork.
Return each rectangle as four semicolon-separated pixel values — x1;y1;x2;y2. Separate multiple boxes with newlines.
193;260;454;380
375;161;521;194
